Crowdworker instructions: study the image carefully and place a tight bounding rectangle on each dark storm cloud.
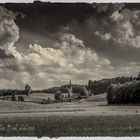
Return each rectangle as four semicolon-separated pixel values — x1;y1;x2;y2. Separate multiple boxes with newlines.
2;2;140;67
1;2;140;89
0;4;121;50
66;3;140;66
1;2;95;50
3;2;94;33
2;2;127;33
1;2;140;62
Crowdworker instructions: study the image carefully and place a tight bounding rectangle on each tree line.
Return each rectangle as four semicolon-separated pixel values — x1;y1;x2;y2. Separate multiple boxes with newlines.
0;84;32;96
0;89;29;96
41;84;89;96
88;76;135;95
106;80;140;104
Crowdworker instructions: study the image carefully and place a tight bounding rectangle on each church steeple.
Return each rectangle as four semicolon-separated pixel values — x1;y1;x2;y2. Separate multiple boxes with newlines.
68;79;72;93
69;79;71;86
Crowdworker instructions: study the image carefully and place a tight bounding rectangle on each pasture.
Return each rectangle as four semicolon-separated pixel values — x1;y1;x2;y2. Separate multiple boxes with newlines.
0;93;140;136
1;114;140;137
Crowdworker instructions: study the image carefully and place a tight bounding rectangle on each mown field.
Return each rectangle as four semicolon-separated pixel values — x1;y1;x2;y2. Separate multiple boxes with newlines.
0;93;140;137
0;115;140;137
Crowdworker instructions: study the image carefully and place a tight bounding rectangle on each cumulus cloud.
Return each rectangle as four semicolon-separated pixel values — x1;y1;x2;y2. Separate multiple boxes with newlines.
94;31;112;41
16;33;111;88
1;3;140;89
94;7;140;49
0;13;112;89
0;6;19;52
0;4;128;89
0;4;112;89
110;9;140;48
111;10;124;21
92;3;124;15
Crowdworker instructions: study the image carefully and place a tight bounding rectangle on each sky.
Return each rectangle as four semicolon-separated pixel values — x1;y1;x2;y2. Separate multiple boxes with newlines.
0;2;140;89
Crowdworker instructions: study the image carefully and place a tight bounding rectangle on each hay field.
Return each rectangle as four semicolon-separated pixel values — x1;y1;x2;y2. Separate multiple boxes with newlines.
0;93;140;136
0;93;140;116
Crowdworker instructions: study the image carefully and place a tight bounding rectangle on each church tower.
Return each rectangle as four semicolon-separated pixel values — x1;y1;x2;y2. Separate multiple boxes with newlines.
68;79;72;94
69;79;71;87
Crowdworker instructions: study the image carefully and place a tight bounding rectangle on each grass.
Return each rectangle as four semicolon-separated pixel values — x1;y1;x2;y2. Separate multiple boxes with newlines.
0;115;140;137
1;93;140;137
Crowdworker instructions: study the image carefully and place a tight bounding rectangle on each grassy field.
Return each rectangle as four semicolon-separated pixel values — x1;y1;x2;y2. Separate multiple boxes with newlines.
0;115;140;137
29;93;55;100
0;93;55;104
0;93;140;137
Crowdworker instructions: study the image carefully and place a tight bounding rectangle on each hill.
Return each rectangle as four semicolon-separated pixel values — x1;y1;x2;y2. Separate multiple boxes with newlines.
79;93;107;103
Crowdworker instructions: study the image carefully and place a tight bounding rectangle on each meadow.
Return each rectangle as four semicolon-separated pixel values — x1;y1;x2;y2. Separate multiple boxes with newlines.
0;115;140;137
0;93;140;137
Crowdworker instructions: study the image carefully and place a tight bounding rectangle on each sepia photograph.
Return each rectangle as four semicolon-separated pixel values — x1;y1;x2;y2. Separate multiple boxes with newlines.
0;0;140;137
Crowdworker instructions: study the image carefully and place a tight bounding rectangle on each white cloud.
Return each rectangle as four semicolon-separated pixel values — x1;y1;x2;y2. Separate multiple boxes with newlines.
0;21;112;88
0;6;19;53
94;31;112;41
111;10;123;22
0;5;129;89
94;8;140;49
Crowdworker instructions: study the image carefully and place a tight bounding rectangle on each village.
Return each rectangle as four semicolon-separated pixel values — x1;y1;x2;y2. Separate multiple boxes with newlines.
0;72;140;106
0;74;139;137
0;80;91;104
